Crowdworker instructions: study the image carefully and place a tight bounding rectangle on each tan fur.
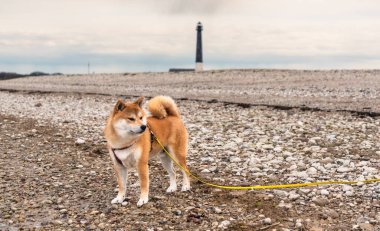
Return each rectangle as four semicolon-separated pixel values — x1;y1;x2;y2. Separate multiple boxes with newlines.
104;95;190;207
147;95;180;119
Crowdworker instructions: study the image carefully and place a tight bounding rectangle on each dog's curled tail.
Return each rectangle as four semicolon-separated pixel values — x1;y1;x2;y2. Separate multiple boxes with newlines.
147;96;180;119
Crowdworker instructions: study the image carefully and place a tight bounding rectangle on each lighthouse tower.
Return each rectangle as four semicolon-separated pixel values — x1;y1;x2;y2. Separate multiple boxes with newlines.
195;22;203;72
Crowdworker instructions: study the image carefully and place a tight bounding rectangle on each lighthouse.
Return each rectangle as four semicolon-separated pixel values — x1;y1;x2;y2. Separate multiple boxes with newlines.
195;22;203;72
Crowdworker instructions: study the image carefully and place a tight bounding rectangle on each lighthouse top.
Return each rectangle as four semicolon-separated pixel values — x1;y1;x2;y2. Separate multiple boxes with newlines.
196;22;203;31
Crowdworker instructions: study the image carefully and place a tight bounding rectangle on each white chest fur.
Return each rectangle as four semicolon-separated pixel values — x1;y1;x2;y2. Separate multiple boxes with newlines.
112;147;141;168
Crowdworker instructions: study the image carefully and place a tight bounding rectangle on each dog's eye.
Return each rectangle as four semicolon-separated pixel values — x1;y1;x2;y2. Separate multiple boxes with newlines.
140;117;143;120
128;117;135;121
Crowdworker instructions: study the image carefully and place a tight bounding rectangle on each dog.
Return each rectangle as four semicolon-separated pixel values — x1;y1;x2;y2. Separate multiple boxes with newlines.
104;96;190;207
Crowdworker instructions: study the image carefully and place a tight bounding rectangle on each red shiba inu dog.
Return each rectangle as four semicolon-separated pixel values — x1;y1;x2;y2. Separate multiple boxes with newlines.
104;96;190;207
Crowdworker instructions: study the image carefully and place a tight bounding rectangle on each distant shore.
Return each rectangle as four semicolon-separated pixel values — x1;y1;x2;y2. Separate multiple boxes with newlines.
1;69;380;114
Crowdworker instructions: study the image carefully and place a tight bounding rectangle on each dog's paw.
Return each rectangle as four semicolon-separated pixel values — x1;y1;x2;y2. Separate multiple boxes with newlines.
166;185;177;193
111;195;124;204
181;184;191;192
136;196;149;207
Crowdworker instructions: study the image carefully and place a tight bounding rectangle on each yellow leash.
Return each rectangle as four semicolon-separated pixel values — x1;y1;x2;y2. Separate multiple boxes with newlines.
154;136;380;190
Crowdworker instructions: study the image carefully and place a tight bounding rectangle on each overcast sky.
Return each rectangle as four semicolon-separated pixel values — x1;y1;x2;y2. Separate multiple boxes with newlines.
1;0;380;74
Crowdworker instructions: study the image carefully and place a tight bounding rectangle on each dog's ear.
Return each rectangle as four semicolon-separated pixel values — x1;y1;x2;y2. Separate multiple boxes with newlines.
134;96;144;107
115;99;125;112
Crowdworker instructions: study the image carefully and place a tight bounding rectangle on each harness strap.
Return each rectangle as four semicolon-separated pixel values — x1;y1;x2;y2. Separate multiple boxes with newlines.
111;141;136;167
111;148;125;166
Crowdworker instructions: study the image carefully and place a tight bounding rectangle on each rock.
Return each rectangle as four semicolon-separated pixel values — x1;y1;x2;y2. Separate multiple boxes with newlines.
42;199;53;204
53;220;63;225
201;169;210;173
230;157;241;163
345;191;354;196
262;218;271;225
326;209;339;219
288;192;300;201
278;201;292;209
209;166;217;172
288;164;297;170
356;182;364;187
214;207;222;214
296;171;309;179
262;144;273;150
174;210;182;216
89;210;99;215
313;197;329;206
358;223;374;231
273;190;288;198
224;142;237;149
310;227;323;231
59;209;67;213
218;220;231;229
321;157;333;164
337;167;351;173
342;185;353;192
320;189;329;196
75;138;85;144
325;163;334;169
307;167;318;175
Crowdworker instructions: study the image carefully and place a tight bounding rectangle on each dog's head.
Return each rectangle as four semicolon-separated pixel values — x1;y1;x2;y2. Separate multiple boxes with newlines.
111;96;147;137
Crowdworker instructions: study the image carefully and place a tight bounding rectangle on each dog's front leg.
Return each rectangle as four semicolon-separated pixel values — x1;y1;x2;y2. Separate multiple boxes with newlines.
110;151;128;204
136;157;149;207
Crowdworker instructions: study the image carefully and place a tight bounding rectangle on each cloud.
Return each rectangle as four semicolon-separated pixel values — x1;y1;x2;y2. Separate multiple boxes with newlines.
148;0;231;15
0;0;380;73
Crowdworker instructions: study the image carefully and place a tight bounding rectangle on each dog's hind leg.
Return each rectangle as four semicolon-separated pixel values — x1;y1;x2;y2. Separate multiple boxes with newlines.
171;144;191;192
159;151;177;193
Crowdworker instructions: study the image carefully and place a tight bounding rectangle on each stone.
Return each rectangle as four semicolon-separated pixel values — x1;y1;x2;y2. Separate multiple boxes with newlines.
75;138;85;144
326;209;339;219
307;167;318;175
230;157;241;163
320;189;329;196
337;167;351;173
278;201;293;209
345;191;354;196
262;144;274;150
358;223;374;231
342;185;353;192
288;164;297;170
310;227;323;231
262;218;271;225
288;192;300;201
214;207;222;214
174;210;182;216
98;223;106;229
313;197;329;206
273;190;288;198
218;220;231;229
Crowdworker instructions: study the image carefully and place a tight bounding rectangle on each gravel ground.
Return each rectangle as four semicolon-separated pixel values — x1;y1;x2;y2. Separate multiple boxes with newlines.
1;69;380;113
0;90;379;230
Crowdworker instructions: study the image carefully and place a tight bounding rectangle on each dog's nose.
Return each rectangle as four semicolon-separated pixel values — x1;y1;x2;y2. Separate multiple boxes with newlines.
140;125;146;131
